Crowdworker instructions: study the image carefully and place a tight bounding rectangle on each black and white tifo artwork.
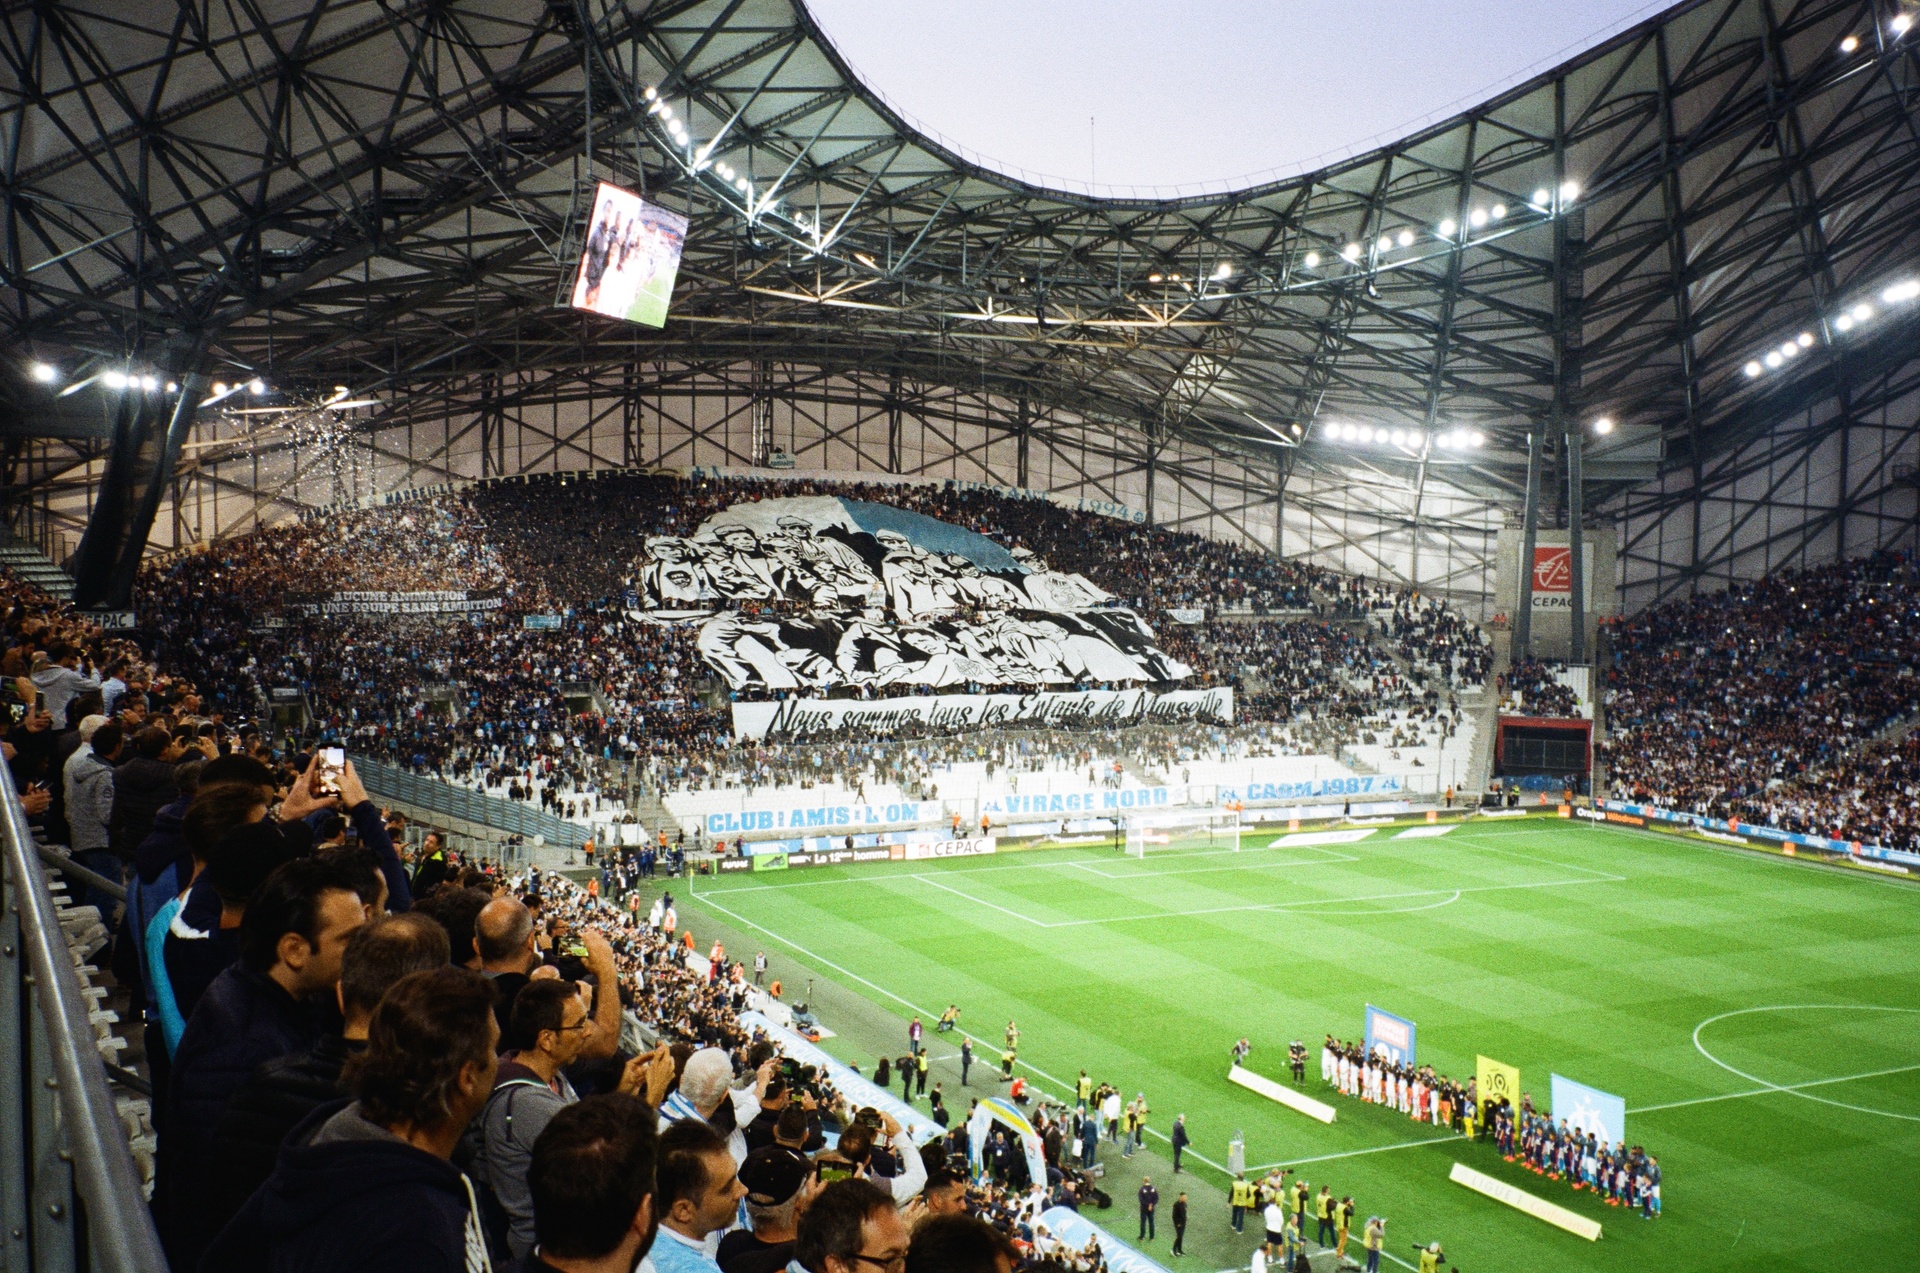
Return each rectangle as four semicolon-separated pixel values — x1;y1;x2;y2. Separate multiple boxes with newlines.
629;494;1194;693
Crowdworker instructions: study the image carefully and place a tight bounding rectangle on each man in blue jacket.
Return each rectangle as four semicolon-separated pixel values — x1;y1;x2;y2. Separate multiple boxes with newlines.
162;855;367;1270
202;965;501;1272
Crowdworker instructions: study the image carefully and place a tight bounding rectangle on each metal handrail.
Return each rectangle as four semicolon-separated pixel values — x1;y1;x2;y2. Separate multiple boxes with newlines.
32;844;126;903
0;760;166;1272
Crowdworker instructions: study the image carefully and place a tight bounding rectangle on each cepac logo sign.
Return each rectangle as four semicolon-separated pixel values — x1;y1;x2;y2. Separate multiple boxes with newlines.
1529;546;1582;610
1533;547;1571;593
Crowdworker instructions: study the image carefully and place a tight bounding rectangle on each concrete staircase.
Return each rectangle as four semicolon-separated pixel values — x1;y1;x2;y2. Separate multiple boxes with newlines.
0;532;73;601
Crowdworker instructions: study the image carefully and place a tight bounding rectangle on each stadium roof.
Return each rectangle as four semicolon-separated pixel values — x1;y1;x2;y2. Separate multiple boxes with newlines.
3;0;1919;525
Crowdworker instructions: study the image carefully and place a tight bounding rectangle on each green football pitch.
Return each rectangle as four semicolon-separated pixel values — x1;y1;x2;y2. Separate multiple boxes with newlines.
681;817;1920;1273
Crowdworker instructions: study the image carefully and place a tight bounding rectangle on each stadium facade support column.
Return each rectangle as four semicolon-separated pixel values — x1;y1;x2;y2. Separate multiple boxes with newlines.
1015;392;1030;488
69;365;206;610
1144;443;1159;526
1514;430;1541;655
1567;427;1585;663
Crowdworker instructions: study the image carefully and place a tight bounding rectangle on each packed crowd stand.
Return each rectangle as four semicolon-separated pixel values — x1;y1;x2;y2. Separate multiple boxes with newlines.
1599;548;1920;851
134;473;1489;831
1495;659;1582;720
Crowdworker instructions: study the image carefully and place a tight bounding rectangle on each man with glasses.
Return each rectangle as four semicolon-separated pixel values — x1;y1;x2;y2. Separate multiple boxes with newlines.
792;1178;908;1273
477;977;598;1258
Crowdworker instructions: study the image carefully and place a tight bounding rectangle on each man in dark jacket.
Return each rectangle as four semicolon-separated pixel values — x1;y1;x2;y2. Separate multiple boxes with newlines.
522;1095;661;1273
201;965;501;1273
161;856;366;1270
111;725;178;861
210;912;450;1225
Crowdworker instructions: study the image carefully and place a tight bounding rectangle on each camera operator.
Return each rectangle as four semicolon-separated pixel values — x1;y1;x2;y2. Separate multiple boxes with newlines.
810;1110;925;1207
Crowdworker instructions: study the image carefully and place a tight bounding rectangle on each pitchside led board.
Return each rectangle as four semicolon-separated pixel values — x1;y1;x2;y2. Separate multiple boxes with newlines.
1550;1073;1627;1146
569;182;688;328
1364;1005;1417;1067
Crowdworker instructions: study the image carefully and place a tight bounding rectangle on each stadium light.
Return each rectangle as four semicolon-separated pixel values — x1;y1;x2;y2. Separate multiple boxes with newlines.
29;362;56;383
166;381;178;392
1852;302;1873;321
1882;279;1919;303
1438;218;1456;238
1839;34;1860;51
1744;361;1764;377
1390;429;1407;446
1559;179;1580;202
140;374;159;391
1396;229;1414;248
1765;351;1783;368
1469;208;1488;228
248;378;266;394
644;85;658;101
1592;416;1614;435
1530;188;1551;209
1213;262;1233;280
1375;235;1391;253
1893;13;1912;34
1491;203;1507;220
1835;314;1854;332
1796;331;1814;348
1302;251;1320;268
102;369;129;390
1341;243;1362;262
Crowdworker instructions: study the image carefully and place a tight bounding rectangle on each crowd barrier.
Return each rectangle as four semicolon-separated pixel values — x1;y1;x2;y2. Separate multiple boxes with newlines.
737;1011;945;1147
353;756;589;850
0;759;164;1271
1600;800;1920;871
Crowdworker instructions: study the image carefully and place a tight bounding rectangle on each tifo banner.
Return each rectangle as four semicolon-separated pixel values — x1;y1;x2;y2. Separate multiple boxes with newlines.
1221;774;1402;803
1477;1055;1521;1109
637;494;1192;694
637;494;1108;617
1365;1005;1417;1066
697;607;1189;693
1529;547;1592;611
286;589;503;616
731;687;1232;740
1550;1073;1626;1146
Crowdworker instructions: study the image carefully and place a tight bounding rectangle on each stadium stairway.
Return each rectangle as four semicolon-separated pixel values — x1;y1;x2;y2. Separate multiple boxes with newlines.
0;527;74;600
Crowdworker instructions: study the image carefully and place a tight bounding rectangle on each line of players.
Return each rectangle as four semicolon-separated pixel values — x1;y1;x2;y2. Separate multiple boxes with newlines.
1303;1037;1661;1219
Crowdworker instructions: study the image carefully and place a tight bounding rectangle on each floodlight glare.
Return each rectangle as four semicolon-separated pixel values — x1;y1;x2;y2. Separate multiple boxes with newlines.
29;362;56;383
166;381;178;392
212;381;227;395
102;370;129;390
1531;188;1551;208
1396;230;1414;247
1438;218;1456;237
1213;262;1233;280
1376;236;1392;253
140;375;159;391
1469;208;1488;227
1302;251;1321;268
1893;13;1912;34
1764;351;1783;368
1882;280;1920;303
1779;342;1798;359
1835;315;1854;332
1341;243;1362;262
1491;203;1507;219
248;378;266;394
1852;303;1873;320
1469;430;1485;447
1592;416;1614;435
1390;429;1407;445
1840;34;1860;51
1148;273;1163;283
644;85;658;100
1796;331;1815;348
1744;361;1764;377
1559;179;1580;201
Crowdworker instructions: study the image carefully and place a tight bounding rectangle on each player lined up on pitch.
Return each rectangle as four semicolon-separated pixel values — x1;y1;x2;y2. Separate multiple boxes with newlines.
1315;1034;1663;1218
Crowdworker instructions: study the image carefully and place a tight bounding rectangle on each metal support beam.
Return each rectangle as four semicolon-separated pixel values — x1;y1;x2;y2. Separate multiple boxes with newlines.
1516;430;1541;654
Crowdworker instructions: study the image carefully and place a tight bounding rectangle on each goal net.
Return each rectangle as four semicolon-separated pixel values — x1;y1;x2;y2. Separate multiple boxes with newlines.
1124;807;1243;857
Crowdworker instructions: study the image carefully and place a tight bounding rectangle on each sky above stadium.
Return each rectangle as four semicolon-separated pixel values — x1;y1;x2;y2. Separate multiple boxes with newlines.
807;0;1667;192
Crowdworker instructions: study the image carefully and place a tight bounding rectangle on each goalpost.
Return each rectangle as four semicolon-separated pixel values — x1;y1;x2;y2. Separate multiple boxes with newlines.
1124;806;1243;857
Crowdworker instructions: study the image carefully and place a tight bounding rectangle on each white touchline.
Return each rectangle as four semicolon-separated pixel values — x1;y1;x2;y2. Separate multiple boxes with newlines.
1246;1132;1463;1171
1630;1061;1920;1114
690;887;1234;1172
908;873;1041;925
